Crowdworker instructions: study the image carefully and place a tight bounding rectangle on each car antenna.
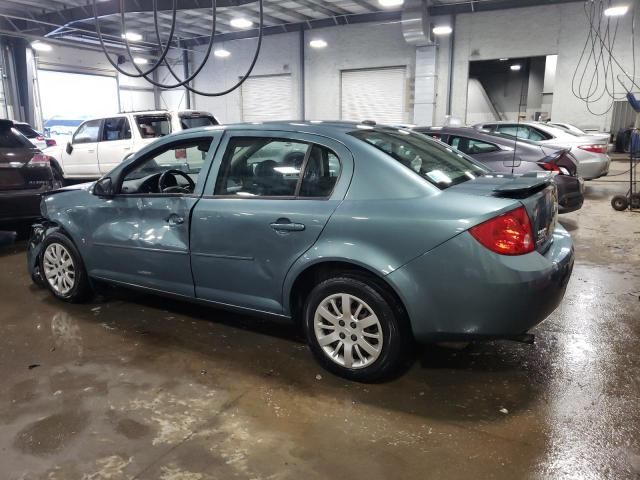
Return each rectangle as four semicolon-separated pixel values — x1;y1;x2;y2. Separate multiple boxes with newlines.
511;64;528;175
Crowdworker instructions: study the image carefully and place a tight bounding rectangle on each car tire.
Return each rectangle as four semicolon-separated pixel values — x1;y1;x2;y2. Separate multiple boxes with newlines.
303;274;413;382
611;195;629;211
40;232;91;303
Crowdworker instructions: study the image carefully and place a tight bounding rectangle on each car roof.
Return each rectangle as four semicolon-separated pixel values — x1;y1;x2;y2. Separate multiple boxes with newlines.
169;120;406;138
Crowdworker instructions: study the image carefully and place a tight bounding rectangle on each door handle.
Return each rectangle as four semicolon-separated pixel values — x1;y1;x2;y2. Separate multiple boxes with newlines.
88;149;95;153
123;147;131;150
270;218;305;232
166;213;184;226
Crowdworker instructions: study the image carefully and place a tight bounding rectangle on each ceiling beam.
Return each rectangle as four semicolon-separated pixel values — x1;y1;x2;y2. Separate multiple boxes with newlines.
428;0;582;15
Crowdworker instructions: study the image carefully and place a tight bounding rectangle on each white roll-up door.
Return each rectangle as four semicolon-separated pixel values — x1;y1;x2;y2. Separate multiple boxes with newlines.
241;74;293;122
340;67;407;124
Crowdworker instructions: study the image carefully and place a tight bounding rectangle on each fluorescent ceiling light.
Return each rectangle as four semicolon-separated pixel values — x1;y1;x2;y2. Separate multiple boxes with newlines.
378;0;404;7
121;32;143;42
432;25;453;35
604;5;628;16
499;58;509;61
309;39;327;49
31;41;52;52
510;64;521;71
230;18;253;29
214;49;231;58
133;57;148;65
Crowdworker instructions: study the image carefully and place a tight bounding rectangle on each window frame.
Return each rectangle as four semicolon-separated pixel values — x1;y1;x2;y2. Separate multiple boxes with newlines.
115;136;216;197
448;135;500;155
101;116;132;142
212;136;342;200
72;119;103;145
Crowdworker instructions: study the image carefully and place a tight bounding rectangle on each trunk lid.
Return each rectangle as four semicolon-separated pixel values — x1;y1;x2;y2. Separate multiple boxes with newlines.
451;174;559;253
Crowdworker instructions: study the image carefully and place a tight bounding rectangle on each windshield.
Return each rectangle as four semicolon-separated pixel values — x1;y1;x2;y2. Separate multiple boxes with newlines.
179;114;218;130
14;124;40;139
351;128;489;189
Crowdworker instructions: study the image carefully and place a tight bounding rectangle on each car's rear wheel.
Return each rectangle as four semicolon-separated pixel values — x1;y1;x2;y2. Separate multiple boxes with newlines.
41;232;91;303
303;275;412;382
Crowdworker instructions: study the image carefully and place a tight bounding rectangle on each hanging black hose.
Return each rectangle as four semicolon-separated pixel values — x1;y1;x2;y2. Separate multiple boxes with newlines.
92;0;264;97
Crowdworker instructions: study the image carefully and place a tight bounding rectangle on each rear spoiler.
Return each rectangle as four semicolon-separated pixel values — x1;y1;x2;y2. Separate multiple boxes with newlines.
0;119;14;130
492;173;553;198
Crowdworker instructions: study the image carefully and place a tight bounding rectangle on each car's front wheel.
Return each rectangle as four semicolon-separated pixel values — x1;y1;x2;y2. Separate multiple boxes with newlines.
303;275;412;382
40;232;91;303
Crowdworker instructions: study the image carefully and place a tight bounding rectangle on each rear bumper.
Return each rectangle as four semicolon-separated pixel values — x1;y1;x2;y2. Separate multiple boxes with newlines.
555;175;584;214
578;155;610;180
387;226;574;343
0;189;44;221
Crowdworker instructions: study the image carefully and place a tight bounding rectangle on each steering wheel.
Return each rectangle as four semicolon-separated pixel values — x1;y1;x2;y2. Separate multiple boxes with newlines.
158;169;196;194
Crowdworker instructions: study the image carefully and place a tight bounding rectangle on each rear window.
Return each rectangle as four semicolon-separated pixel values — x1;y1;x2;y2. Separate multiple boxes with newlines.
135;114;171;138
0;126;34;149
14;124;39;139
179;114;218;130
351;128;488;189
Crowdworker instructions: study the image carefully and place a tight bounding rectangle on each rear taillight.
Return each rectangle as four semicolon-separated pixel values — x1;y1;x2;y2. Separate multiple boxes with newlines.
578;144;607;154
175;148;186;159
28;154;51;165
539;162;560;172
45;139;57;147
36;135;45;141
469;206;534;256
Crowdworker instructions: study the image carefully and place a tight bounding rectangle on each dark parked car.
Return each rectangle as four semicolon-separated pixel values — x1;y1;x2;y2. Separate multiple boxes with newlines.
28;122;573;382
0;119;63;226
415;127;584;214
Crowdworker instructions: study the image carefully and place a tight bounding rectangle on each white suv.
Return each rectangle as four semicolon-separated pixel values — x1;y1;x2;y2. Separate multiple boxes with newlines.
45;110;219;179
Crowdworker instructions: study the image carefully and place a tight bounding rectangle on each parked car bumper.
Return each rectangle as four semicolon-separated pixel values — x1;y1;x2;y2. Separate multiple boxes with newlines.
387;225;574;343
555;175;584;214
577;154;610;180
0;189;45;222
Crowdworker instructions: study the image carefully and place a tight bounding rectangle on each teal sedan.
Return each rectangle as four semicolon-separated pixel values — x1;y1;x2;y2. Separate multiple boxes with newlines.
27;122;574;382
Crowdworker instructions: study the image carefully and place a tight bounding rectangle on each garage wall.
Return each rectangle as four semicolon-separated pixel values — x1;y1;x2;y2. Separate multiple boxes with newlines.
442;2;639;131
304;22;415;121
190;22;415;124
191;32;301;123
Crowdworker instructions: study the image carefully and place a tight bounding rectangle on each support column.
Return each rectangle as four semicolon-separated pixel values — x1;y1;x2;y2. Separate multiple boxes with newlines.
413;44;437;126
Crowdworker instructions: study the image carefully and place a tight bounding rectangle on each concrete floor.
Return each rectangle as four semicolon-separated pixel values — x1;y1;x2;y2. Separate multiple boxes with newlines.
1;160;639;480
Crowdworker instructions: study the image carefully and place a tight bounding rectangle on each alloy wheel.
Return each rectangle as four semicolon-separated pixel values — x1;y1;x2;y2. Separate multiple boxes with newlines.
313;293;383;369
43;243;76;295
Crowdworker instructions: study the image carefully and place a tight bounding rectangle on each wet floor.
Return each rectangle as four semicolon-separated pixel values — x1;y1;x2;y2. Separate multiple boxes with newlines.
1;161;639;479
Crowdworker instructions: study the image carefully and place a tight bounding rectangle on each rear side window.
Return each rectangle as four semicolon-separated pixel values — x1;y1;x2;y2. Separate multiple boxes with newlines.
496;125;551;141
450;136;500;154
72;120;101;144
180;114;218;130
14;124;39;139
102;117;131;141
135;114;171;138
0;127;33;148
215;137;341;198
351;128;488;189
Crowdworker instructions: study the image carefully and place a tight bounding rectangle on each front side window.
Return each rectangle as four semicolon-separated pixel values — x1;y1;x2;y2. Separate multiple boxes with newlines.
449;136;499;155
121;138;213;194
215;137;341;198
351;128;488;189
73;120;101;144
135;114;171;139
102;117;131;141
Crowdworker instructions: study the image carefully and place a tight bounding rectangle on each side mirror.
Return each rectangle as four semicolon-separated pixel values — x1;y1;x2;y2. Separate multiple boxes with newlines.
66;142;73;155
93;177;114;198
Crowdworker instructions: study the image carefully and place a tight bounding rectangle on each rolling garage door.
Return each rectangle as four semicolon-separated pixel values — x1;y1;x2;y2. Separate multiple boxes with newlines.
241;74;293;122
341;67;407;124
